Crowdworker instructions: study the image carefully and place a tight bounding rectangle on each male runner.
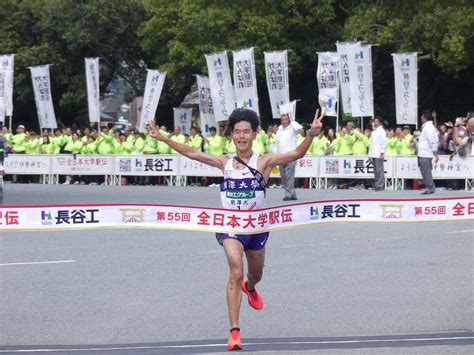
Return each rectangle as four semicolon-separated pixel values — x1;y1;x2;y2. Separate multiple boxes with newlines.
149;108;324;351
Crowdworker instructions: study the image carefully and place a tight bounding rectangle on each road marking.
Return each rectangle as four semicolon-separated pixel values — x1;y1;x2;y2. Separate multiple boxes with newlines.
446;229;474;234
0;260;76;266
1;335;472;352
374;235;412;241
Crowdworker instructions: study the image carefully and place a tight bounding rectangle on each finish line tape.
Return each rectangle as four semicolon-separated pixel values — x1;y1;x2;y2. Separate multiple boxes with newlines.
1;197;473;233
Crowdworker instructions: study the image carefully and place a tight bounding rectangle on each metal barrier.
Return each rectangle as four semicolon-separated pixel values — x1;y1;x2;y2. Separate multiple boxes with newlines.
3;154;473;190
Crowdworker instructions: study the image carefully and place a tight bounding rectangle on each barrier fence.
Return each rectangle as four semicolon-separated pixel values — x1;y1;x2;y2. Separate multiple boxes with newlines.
3;154;474;190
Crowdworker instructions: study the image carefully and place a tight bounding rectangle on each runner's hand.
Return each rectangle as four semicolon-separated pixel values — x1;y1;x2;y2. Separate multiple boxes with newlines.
308;109;325;137
149;120;165;141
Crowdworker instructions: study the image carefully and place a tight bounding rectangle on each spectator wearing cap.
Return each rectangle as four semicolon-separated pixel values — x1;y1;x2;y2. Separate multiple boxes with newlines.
417;111;439;195
397;125;416;155
12;125;26;153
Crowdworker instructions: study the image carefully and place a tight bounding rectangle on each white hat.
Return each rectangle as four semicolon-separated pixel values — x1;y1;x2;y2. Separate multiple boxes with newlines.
18;125;25;129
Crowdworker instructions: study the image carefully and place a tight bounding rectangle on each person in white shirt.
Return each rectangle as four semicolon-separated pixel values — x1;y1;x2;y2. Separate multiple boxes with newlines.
368;117;387;191
417;111;439;195
275;113;302;200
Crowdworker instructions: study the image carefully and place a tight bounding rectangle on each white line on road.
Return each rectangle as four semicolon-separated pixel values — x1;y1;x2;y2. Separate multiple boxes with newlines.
374;236;412;241
446;229;474;234
0;260;76;266
0;335;472;352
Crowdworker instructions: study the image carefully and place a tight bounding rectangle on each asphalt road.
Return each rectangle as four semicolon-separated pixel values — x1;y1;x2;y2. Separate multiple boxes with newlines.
0;184;473;354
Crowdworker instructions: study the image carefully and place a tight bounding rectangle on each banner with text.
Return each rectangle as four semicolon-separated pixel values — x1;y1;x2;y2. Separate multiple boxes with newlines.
173;107;193;135
0;54;14;119
393;53;418;125
319;155;394;178
396;156;473;179
29;65;57;129
1;197;472;232
233;48;259;114
347;44;374;117
336;42;360;115
196;75;217;136
115;155;178;176
85;58;100;124
137;69;166;133
264;51;290;118
51;155;113;175
205;51;236;122
317;52;339;117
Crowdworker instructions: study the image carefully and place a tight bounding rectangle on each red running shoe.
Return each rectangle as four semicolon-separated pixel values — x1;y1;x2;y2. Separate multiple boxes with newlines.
241;279;264;310
227;328;243;351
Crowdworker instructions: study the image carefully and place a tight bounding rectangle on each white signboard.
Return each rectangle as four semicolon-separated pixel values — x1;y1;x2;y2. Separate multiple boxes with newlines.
180;156;223;177
85;58;100;123
347;44;374;117
3;155;50;174
319;156;394;178
115;155;178;176
51;155;113;175
137;70;166;133
196;75;217;135
173;107;193;135
395;156;473;179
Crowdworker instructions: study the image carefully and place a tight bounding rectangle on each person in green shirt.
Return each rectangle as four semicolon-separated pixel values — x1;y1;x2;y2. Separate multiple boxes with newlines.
25;132;41;154
170;127;186;154
40;135;54;154
225;132;237;154
70;133;84;155
397;126;416;155
12;125;27;153
63;127;73;146
265;124;277;154
143;125;159;154
97;128;115;154
81;127;91;144
187;127;203;151
352;127;370;155
157;126;172;154
205;127;224;155
252;126;268;154
385;129;398;156
132;131;145;155
50;129;65;154
308;131;329;155
332;127;355;155
81;136;97;154
1;127;12;146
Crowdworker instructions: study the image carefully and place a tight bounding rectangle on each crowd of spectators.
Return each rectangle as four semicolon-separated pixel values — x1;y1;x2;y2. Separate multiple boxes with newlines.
0;110;472;187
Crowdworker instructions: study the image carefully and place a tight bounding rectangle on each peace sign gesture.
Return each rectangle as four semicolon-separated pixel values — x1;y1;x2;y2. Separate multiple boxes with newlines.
148;120;165;141
308;109;325;137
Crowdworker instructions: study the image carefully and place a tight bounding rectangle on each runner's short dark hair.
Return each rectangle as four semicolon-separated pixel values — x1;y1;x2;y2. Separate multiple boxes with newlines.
227;108;260;134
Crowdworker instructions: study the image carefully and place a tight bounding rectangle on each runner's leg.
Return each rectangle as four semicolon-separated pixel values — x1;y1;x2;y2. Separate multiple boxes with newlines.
245;247;265;290
223;239;245;328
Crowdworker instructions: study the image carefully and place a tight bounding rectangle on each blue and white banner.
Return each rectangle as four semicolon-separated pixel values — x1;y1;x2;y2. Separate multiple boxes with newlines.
264;50;290;118
393;53;418;125
205;51;236;122
347;44;374;117
85;58;100;123
173;107;193;135
29;65;57;129
196;75;217;136
138;69;166;133
317;52;339;117
233;48;259;114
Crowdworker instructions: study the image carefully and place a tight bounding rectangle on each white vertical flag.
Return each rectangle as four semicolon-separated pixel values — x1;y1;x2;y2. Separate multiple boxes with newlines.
279;100;297;121
196;75;217;135
205;51;236;122
393;53;418;125
29;65;57;129
336;42;360;115
173;108;193;135
0;54;15;120
347;44;374;117
233;48;259;114
137;69;166;133
317;52;339;117
264;50;290;118
85;58;100;124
